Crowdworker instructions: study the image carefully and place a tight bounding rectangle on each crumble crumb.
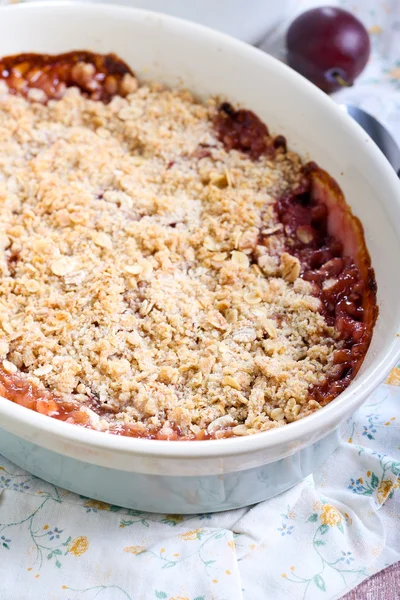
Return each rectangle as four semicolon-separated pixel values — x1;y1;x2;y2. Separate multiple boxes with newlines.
0;82;340;435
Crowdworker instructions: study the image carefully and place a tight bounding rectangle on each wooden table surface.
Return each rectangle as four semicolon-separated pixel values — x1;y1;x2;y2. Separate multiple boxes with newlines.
343;563;400;599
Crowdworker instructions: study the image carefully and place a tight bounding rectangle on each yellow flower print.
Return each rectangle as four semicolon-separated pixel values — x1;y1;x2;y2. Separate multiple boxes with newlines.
228;540;235;551
377;480;394;504
368;25;382;35
179;528;203;541
372;544;383;557
84;499;111;511
320;504;342;527
123;546;146;555
164;514;184;525
389;68;400;80
344;512;353;526
387;367;400;386
68;536;89;557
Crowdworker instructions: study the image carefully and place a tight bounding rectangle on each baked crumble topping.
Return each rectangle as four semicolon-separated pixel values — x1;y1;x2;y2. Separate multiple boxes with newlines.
0;52;376;439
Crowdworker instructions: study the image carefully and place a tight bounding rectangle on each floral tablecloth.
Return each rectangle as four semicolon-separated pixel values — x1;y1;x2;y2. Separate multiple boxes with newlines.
1;376;399;600
1;1;400;599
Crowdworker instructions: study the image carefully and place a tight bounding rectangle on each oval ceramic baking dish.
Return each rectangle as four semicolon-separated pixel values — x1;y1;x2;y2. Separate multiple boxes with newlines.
0;1;399;513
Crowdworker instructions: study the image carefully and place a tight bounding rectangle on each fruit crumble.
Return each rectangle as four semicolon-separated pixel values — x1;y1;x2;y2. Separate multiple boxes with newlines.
0;52;377;439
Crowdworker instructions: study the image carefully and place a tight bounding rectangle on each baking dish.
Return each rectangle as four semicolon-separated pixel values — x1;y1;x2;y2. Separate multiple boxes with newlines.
0;1;399;514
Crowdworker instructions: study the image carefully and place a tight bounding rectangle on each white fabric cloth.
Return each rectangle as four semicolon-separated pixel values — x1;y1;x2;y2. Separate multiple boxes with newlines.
1;1;400;598
1;382;399;599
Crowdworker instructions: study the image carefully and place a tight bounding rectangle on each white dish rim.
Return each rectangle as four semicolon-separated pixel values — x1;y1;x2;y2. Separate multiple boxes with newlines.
0;0;399;460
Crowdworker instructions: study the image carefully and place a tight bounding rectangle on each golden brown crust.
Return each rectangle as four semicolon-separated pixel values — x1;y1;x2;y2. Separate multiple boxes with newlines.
0;52;377;440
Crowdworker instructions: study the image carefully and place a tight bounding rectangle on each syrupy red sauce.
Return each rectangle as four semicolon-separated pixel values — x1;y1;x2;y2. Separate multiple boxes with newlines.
215;102;377;408
0;59;377;439
0;366;216;440
273;163;376;405
214;102;285;160
0;51;133;103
